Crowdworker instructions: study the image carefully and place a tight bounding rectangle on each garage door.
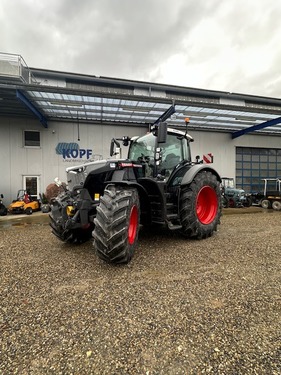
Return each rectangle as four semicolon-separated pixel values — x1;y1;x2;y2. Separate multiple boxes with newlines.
236;147;281;193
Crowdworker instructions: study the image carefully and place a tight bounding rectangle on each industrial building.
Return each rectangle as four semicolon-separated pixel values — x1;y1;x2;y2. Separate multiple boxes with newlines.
1;52;281;205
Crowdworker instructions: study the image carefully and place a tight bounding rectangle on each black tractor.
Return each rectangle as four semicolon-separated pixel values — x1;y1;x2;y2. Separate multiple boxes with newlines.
50;120;222;264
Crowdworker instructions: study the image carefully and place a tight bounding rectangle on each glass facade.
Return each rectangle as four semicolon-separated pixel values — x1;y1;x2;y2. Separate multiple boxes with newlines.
236;147;281;193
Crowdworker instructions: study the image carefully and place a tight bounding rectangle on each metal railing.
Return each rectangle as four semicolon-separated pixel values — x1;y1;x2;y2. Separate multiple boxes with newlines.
0;52;36;83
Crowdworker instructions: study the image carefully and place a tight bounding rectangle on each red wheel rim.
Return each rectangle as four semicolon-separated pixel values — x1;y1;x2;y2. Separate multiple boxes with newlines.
196;186;218;224
128;205;138;244
228;198;235;208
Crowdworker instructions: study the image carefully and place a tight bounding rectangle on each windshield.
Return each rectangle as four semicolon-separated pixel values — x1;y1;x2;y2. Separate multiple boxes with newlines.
161;134;189;164
128;132;156;163
128;132;191;177
222;178;235;188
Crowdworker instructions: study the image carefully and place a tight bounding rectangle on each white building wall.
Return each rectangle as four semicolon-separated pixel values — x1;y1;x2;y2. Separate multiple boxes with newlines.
0;117;147;204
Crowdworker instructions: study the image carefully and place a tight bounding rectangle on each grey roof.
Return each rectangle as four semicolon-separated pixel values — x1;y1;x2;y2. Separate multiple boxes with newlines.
1;52;281;138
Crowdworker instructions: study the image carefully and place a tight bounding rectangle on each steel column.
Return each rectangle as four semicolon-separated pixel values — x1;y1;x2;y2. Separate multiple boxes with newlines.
16;89;48;128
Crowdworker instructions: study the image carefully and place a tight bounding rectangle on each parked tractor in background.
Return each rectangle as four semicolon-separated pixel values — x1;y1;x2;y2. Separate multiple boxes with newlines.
220;177;251;208
50;118;222;264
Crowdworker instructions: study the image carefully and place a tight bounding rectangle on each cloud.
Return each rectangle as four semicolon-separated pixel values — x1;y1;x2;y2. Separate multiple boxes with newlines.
0;0;281;97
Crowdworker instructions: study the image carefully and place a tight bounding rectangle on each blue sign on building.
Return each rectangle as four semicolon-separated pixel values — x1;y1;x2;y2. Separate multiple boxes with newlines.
56;142;93;160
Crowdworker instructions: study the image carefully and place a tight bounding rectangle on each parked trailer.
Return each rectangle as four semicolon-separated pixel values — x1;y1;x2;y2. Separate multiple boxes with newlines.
259;178;281;210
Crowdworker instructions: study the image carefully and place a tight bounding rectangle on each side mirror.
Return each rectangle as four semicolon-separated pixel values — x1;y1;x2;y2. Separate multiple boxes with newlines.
195;155;201;164
110;139;114;157
0;194;3;198
110;138;121;157
122;136;130;146
157;122;167;143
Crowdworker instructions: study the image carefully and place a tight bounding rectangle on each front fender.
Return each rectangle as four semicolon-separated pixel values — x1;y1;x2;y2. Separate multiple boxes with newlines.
104;180;152;225
181;164;221;186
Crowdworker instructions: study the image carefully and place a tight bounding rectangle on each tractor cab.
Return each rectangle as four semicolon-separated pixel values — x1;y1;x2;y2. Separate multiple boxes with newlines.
128;126;193;179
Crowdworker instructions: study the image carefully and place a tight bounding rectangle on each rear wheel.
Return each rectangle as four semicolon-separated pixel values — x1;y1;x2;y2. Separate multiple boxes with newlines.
244;196;252;207
228;197;236;208
180;171;221;239
272;200;281;211
261;199;271;209
93;185;140;264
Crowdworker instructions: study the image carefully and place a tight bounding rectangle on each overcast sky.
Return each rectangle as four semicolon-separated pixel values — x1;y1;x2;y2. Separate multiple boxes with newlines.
1;0;281;98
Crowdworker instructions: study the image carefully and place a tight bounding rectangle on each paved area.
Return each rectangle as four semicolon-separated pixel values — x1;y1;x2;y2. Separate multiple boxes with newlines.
0;208;280;374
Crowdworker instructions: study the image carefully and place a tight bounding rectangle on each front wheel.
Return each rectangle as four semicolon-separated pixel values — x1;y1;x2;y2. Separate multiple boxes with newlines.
244;196;252;207
93;185;140;264
0;206;7;216
179;171;221;239
25;207;33;215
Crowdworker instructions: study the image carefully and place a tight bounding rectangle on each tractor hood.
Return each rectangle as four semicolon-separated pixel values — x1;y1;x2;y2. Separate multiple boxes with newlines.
224;187;246;198
66;158;127;190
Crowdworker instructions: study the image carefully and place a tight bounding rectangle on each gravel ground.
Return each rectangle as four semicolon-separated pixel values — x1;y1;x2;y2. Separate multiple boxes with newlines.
0;209;280;374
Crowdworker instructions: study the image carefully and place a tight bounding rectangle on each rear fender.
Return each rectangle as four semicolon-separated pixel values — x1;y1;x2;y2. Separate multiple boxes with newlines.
181;164;221;186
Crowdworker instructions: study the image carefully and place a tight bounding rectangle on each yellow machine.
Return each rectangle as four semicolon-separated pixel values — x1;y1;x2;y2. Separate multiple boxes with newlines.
8;190;40;215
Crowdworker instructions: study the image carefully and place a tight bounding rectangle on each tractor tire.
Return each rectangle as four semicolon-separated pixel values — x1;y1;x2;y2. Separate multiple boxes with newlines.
49;208;94;244
261;199;271;209
179;171;221;239
222;195;229;208
49;215;93;244
0;207;7;216
243;196;252;207
93;185;140;264
272;200;281;211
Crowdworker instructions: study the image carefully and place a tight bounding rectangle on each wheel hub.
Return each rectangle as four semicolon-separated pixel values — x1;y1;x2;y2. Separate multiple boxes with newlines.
128;205;138;244
196;186;218;224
